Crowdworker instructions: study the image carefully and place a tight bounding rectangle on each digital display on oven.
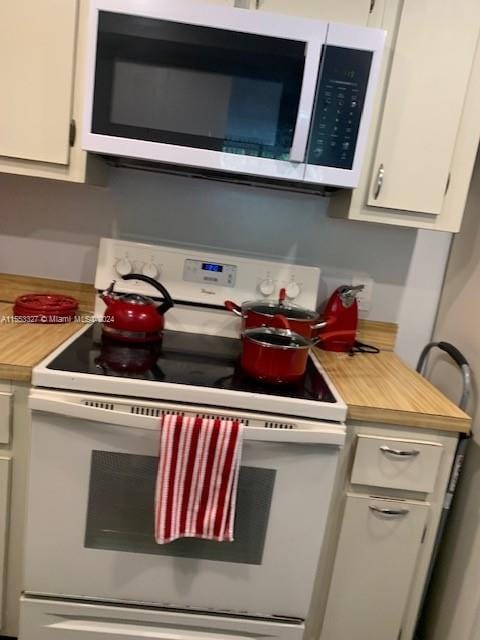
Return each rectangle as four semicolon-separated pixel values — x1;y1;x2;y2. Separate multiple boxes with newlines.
202;262;224;273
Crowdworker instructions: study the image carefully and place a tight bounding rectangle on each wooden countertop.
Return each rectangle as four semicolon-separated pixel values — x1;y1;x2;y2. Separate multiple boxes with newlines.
315;348;471;433
0;302;87;382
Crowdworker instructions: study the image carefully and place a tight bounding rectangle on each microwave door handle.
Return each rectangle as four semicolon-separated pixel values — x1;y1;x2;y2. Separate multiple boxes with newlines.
289;37;324;163
289;112;310;163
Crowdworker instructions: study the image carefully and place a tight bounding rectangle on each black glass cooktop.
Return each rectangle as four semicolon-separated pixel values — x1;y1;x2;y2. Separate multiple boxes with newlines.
47;324;336;403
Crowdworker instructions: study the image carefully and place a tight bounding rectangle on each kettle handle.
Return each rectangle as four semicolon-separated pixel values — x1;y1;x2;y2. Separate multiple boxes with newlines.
122;273;174;315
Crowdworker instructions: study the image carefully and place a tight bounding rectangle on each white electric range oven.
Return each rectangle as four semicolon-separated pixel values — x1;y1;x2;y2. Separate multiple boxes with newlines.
19;239;346;640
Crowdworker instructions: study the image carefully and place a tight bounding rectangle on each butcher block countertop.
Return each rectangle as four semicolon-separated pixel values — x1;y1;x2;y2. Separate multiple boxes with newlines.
315;348;471;433
0;302;87;382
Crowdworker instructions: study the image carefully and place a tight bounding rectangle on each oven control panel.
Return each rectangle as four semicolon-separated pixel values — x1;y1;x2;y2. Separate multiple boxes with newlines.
183;259;237;288
95;238;321;310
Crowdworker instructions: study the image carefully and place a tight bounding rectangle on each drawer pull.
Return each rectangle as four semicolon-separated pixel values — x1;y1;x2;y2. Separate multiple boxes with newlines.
380;445;420;458
369;505;409;517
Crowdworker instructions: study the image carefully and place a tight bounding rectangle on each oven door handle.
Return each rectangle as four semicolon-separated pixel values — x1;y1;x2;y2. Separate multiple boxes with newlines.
29;391;345;446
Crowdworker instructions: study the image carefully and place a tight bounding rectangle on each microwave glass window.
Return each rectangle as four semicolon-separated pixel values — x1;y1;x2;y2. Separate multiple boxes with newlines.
84;451;275;565
93;12;306;161
307;46;373;169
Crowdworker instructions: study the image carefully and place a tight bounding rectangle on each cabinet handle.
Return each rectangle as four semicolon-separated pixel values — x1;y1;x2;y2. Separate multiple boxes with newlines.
373;163;384;199
380;445;420;458
369;505;410;517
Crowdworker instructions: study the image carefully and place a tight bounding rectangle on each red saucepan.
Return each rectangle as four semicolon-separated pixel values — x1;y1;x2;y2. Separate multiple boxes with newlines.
241;317;351;384
225;288;332;340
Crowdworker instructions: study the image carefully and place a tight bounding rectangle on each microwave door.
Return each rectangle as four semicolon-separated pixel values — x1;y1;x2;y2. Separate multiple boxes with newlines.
82;0;325;182
304;23;385;188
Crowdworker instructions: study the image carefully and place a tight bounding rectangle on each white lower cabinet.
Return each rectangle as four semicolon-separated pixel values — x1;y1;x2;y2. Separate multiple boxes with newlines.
320;494;428;640
0;457;11;630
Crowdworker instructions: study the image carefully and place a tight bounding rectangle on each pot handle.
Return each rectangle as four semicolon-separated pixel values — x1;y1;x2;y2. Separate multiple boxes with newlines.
311;329;355;346
122;273;174;315
311;315;335;334
224;300;244;317
271;314;290;330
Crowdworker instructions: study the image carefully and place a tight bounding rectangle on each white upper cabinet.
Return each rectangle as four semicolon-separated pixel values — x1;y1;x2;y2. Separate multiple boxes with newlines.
329;0;480;231
367;0;480;215
0;1;78;165
255;0;373;24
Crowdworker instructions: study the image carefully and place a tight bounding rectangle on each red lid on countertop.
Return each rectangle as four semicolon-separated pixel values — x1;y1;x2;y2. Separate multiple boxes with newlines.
13;294;79;323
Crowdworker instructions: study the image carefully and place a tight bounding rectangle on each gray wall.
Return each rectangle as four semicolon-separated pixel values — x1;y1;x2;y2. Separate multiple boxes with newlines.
0;166;451;362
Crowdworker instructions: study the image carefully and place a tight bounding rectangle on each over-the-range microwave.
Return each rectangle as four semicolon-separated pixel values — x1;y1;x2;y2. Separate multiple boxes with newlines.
83;0;385;189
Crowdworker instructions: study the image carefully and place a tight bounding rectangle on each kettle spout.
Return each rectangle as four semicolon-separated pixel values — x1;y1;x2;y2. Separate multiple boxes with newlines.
100;280;116;306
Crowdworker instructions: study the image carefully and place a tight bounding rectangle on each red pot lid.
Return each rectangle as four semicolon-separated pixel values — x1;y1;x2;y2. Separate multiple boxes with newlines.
13;293;79;322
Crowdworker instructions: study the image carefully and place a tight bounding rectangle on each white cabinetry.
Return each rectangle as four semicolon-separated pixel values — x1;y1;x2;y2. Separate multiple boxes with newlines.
0;1;78;165
315;425;458;640
0;1;105;183
0;457;11;631
367;0;480;215
0;382;31;637
321;495;428;640
254;0;372;24
329;0;480;231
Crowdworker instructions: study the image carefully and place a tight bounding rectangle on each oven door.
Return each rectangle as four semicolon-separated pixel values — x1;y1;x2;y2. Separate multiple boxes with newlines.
82;0;325;182
25;389;344;620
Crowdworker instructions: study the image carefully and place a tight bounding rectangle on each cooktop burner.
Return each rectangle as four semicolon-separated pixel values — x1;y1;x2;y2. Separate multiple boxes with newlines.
46;324;336;404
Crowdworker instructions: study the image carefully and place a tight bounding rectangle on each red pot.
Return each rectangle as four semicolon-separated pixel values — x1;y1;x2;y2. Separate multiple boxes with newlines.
241;325;312;384
241;323;357;384
225;289;330;339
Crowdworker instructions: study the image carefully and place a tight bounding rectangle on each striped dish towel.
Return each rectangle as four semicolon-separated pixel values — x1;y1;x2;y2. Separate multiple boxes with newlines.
154;414;244;544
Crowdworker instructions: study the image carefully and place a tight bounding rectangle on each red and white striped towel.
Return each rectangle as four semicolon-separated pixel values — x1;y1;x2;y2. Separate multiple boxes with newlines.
154;414;244;544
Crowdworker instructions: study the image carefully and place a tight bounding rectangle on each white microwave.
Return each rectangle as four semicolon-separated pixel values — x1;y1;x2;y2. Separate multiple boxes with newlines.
83;0;385;188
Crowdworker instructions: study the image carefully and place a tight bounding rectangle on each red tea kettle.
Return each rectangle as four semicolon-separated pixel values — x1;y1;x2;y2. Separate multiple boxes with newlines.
100;273;174;343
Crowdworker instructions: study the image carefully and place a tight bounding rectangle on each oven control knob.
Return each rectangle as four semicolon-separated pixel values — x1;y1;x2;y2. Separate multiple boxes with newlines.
115;258;133;276
285;281;301;300
258;278;275;297
142;262;160;279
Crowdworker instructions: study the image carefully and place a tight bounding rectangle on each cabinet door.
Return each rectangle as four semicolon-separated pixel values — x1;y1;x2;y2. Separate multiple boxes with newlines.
0;1;78;165
255;0;372;24
367;0;480;214
320;495;428;640
0;458;11;630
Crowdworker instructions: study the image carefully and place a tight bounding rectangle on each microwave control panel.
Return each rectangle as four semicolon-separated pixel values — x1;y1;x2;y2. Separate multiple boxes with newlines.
308;46;373;170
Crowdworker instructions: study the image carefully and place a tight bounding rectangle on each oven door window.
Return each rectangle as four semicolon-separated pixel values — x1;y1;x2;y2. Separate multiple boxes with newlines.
92;12;306;161
85;451;275;565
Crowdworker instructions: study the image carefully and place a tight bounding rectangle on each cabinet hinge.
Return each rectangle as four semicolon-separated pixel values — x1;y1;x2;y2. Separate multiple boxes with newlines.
69;119;76;147
445;172;451;195
421;525;428;544
369;0;376;13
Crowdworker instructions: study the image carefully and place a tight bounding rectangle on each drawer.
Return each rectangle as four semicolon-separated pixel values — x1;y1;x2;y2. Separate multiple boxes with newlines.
351;435;443;493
